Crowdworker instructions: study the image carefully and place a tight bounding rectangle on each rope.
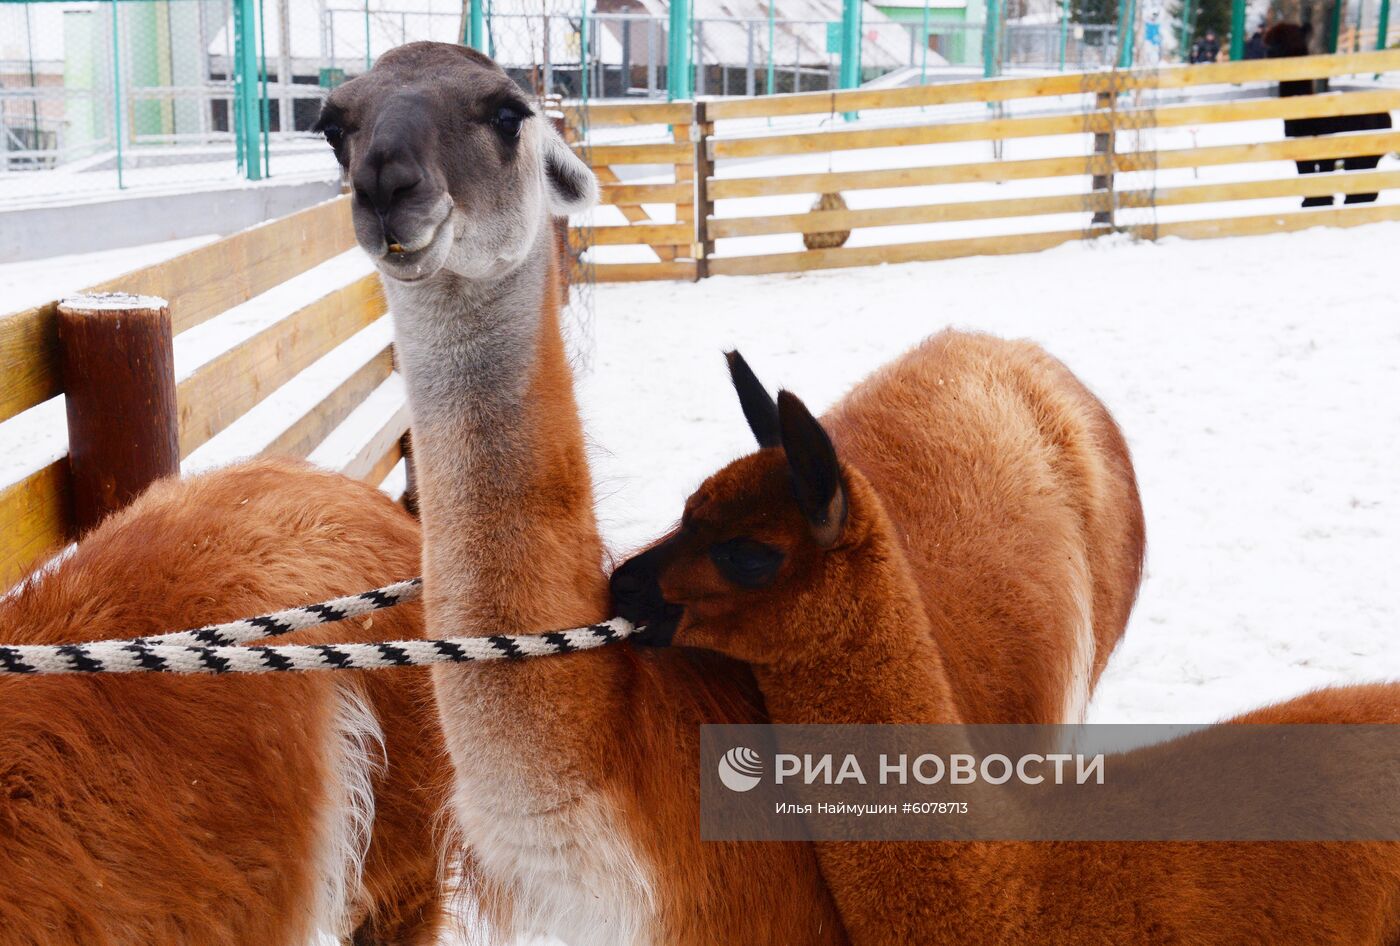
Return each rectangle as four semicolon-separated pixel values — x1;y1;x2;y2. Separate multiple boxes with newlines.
0;579;638;675
145;578;425;647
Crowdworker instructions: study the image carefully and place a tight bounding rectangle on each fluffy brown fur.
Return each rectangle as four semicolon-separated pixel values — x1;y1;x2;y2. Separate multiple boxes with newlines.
616;357;1400;945
823;330;1144;724
0;459;451;946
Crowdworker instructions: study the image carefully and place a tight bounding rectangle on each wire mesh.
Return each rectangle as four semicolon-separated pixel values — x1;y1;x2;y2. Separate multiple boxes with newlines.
0;0;249;204
0;0;1153;213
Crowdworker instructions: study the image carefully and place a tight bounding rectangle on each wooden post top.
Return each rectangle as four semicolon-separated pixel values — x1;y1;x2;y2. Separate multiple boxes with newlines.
58;293;169;314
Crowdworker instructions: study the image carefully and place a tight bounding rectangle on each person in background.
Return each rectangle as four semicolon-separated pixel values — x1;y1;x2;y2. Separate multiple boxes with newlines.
1244;25;1268;58
1191;30;1222;63
1266;21;1394;206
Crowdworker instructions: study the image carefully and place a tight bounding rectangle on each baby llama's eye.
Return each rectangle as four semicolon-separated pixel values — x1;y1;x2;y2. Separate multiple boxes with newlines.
709;539;785;589
492;105;526;140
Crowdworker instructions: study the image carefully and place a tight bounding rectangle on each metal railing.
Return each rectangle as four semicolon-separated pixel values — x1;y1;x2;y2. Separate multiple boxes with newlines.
0;0;1129;207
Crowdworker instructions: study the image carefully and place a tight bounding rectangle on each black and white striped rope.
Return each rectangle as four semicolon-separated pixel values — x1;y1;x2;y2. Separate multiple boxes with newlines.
0;579;638;675
142;578;426;647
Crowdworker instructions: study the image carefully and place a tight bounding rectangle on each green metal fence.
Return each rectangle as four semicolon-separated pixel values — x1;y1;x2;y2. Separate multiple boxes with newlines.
0;0;1189;208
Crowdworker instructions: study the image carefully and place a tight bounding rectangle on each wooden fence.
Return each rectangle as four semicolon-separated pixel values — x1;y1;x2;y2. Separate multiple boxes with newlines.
571;48;1400;280
0;197;407;589
3;48;1398;586
562;100;702;282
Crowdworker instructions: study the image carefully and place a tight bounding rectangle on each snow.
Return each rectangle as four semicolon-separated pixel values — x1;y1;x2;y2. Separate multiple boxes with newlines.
578;222;1400;726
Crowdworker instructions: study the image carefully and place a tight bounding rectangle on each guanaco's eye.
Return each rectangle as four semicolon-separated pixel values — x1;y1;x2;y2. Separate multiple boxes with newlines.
709;538;784;589
491;104;527;140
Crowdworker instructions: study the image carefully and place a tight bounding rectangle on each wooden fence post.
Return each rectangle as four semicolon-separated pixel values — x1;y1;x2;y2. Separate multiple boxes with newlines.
57;293;179;535
694;100;715;279
1091;89;1117;228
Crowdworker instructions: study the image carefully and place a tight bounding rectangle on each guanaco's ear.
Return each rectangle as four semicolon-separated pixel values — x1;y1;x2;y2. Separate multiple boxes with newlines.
726;350;781;449
777;390;847;549
542;125;598;215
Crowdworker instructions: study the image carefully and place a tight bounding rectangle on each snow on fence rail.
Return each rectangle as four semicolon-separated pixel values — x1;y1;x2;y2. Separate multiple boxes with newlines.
0;197;407;589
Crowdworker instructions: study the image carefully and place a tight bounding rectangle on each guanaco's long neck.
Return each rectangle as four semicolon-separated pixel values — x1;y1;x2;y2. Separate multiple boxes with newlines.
753;505;1031;945
385;222;657;942
754;522;964;729
386;222;608;638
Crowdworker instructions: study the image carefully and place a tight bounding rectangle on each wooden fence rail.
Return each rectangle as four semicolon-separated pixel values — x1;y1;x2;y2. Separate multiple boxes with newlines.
564;99;700;282
566;48;1400;282
689;48;1400;278
0;196;408;589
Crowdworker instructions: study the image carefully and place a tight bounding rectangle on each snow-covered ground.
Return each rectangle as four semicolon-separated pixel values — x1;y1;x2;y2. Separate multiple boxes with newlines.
1;220;1396;729
578;223;1400;726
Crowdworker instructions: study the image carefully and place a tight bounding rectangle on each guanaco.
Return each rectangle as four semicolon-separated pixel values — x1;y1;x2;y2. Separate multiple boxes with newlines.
0;459;452;946
612;360;1400;945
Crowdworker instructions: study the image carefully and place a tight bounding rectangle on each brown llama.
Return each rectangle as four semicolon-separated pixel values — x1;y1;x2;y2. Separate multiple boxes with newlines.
810;331;1143;724
320;44;1140;944
612;370;1400;945
0;459;451;945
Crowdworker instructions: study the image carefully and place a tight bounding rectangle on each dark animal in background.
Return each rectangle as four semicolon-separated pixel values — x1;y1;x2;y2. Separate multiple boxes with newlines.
1265;22;1394;206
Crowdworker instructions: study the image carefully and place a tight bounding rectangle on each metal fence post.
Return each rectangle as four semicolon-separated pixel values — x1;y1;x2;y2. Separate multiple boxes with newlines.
1116;0;1136;67
1379;0;1392;49
647;19;658;94
1327;0;1343;52
746;22;756;95
1179;0;1195;59
581;0;590;101
669;0;693;99
110;0;125;189
984;0;1001;76
840;0;862;89
259;0;271;174
921;0;930;82
468;0;486;50
767;1;776;93
1059;0;1069;70
1228;0;1244;59
57;293;179;536
233;0;262;180
696;20;706;95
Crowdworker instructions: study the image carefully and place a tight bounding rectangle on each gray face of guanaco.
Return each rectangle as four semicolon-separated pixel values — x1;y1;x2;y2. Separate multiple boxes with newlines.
610;352;850;666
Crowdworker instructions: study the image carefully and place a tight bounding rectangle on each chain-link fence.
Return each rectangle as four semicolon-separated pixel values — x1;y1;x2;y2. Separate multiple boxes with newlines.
1;0;243;203
0;0;1138;207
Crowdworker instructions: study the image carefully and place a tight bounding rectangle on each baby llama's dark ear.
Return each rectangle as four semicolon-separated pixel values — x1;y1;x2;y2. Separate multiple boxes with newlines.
776;390;847;549
726;350;781;449
542;124;598;215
